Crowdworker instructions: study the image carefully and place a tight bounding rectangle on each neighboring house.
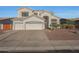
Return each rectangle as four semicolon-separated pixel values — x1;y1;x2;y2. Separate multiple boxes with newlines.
12;8;60;30
60;18;79;29
0;18;13;30
0;7;60;30
70;18;79;29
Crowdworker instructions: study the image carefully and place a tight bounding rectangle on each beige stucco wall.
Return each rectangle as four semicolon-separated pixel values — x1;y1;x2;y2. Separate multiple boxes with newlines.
24;16;44;23
0;24;3;30
40;11;53;28
13;21;24;30
40;11;60;28
51;16;60;24
17;8;60;29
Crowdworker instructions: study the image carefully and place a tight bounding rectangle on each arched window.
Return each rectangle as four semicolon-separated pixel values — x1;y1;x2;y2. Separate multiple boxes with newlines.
21;12;29;17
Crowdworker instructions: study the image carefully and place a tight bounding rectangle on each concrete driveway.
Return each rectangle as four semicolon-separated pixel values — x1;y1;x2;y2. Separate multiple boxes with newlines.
0;30;53;52
0;30;79;52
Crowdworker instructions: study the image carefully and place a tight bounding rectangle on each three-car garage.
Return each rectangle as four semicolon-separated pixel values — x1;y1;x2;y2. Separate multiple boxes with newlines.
13;16;45;30
13;22;44;30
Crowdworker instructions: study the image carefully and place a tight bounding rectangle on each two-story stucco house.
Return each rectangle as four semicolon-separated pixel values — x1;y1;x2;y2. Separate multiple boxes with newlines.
9;7;60;30
0;8;60;30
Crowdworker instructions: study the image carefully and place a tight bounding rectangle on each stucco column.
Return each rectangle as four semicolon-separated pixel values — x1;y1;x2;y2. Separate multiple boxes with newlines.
13;21;15;30
48;17;51;28
57;19;60;28
1;24;3;30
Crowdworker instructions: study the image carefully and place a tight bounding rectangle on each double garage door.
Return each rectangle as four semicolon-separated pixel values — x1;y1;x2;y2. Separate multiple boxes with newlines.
26;23;44;30
14;23;44;30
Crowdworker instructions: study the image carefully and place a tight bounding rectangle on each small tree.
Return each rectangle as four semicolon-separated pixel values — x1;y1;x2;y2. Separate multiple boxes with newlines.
50;23;60;30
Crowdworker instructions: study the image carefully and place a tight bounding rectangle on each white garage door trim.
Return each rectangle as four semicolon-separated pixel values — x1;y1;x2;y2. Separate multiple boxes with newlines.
13;22;24;30
25;22;44;30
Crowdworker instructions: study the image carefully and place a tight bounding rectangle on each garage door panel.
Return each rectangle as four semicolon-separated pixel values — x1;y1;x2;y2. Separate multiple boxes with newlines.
14;24;24;30
26;23;44;30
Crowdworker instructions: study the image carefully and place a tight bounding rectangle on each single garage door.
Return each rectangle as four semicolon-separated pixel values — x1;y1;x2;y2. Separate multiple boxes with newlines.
3;24;12;30
25;23;44;30
14;23;24;30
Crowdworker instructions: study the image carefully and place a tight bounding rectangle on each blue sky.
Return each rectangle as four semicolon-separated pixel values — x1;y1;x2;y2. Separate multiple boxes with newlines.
0;6;79;18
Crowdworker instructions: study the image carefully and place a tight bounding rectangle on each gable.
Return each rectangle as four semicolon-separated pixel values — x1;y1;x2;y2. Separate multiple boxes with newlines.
51;16;60;19
0;19;13;24
24;16;44;23
18;8;32;12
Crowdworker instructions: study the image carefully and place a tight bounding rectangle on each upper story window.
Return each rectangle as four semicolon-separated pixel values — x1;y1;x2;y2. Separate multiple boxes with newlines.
22;12;29;17
43;16;49;22
51;19;57;23
34;13;38;15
